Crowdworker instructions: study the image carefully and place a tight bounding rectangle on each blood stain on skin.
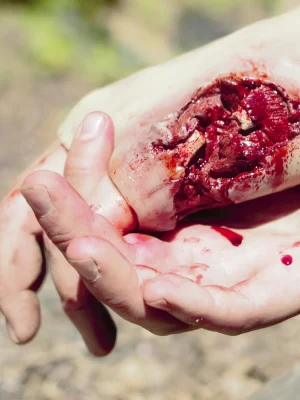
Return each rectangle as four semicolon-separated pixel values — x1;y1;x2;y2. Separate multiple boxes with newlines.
133;234;153;243
169;264;208;284
270;147;288;189
9;188;20;198
38;156;47;166
183;237;201;243
293;241;300;248
281;254;293;266
211;226;243;247
208;284;231;292
195;274;203;284
190;263;209;271
241;59;268;78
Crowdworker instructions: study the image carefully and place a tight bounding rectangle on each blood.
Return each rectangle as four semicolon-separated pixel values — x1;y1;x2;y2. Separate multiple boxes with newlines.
132;234;153;243
212;226;243;247
209;284;231;292
189;264;209;271
150;74;300;218
270;147;288;188
195;274;203;284
183;237;201;243
9;188;20;198
281;254;293;266
38;156;47;166
169;263;209;283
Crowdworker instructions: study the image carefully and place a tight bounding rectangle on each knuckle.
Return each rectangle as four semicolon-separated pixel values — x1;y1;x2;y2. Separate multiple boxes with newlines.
50;230;75;252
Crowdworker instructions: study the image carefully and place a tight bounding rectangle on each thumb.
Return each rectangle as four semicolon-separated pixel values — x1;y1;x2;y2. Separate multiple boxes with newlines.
64;111;114;199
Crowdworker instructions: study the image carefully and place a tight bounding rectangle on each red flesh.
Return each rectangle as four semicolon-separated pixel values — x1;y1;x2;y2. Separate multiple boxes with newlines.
153;75;300;218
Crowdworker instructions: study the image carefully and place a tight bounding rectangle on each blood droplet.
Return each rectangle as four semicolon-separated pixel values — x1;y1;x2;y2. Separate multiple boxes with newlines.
212;226;243;246
195;274;203;284
38;156;47;166
281;254;293;266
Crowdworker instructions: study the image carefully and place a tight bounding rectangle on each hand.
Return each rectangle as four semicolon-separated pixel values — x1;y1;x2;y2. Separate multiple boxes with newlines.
21;114;191;336
4;7;300;345
0;115;119;354
0;142;67;344
22;113;300;336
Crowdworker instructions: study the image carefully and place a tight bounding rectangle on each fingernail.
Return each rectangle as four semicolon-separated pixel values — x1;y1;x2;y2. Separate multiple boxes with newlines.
68;258;101;283
21;185;53;216
77;112;107;141
6;321;20;344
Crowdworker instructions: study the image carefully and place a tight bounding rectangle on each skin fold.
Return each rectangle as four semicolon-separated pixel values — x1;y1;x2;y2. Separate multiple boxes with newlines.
2;8;300;353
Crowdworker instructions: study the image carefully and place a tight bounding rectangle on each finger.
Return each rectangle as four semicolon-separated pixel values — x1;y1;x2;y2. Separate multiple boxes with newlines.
143;273;257;335
53;114;117;356
64;112;135;233
21;171;133;350
66;236;192;335
66;236;145;321
45;237;116;356
0;190;43;344
0;143;68;344
0;290;40;344
64;112;114;199
21;171;128;256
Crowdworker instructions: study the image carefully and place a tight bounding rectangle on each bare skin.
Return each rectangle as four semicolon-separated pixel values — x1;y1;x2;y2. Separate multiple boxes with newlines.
2;8;300;353
22;112;300;340
0;128;116;355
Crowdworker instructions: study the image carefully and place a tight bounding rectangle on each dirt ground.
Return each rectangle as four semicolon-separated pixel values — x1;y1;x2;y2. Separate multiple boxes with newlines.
2;3;300;400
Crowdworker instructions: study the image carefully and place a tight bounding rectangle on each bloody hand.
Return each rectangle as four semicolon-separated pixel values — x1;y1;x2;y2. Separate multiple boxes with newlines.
22;112;300;339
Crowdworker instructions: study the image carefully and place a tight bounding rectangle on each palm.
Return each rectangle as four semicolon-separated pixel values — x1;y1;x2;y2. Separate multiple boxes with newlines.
121;186;300;332
137;187;300;282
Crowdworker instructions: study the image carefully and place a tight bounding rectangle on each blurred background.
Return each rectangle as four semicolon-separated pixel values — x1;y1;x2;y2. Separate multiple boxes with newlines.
1;1;300;399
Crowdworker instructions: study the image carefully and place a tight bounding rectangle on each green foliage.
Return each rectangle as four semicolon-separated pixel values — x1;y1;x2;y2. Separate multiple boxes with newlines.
130;0;170;29
22;12;75;74
3;0;137;82
0;0;284;83
177;0;280;15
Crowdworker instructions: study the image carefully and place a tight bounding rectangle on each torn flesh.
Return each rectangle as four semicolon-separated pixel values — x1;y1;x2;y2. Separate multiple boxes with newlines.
111;74;300;231
153;75;300;219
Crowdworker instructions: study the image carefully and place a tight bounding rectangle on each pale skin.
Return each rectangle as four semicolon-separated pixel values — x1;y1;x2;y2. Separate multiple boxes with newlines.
2;8;300;355
21;112;300;344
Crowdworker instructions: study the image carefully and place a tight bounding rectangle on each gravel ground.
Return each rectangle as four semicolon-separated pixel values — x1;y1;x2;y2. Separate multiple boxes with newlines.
1;3;300;399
